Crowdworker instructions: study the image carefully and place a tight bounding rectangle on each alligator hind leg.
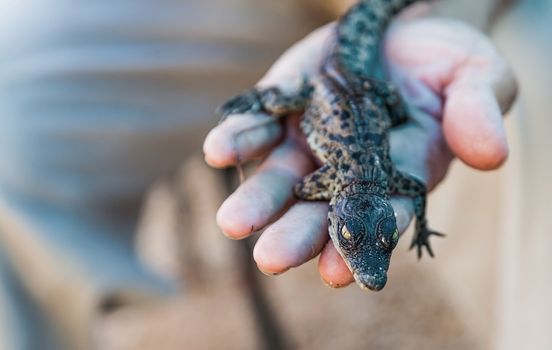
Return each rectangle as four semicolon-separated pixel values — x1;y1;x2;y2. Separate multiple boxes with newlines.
390;170;445;259
219;83;313;122
365;78;408;127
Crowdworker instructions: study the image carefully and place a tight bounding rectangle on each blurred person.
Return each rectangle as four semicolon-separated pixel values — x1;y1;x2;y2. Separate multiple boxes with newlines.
0;0;322;348
205;0;552;348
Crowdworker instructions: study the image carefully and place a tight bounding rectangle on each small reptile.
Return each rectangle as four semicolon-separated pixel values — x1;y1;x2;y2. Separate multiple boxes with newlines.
219;0;442;291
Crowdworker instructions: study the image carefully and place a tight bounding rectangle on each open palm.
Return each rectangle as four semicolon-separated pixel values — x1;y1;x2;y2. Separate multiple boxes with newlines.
203;10;516;288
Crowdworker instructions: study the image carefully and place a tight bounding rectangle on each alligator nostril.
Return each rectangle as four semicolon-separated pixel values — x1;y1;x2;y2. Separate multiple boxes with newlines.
357;273;387;291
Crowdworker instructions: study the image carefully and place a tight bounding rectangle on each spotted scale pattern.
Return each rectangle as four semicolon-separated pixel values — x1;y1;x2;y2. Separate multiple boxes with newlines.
219;0;441;290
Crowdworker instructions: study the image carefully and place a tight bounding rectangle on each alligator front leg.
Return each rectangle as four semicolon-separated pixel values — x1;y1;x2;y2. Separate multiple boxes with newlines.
390;170;444;258
219;83;313;121
218;83;313;183
294;165;337;201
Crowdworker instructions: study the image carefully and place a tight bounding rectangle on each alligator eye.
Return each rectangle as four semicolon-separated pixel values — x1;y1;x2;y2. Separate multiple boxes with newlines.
392;229;399;241
341;226;352;240
379;229;399;251
378;235;390;250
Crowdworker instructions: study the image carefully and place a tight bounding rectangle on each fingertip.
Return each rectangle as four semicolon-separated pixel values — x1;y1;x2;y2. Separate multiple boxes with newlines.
443;86;509;170
253;202;329;275
203;126;232;168
318;241;354;288
461;136;509;170
203;114;283;169
253;229;291;275
215;198;257;240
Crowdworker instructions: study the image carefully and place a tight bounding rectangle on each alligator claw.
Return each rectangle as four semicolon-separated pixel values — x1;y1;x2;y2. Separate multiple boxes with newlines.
217;88;261;122
409;228;445;259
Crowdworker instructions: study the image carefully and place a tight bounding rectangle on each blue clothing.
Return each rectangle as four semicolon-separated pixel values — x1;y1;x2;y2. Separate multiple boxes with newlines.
0;1;316;348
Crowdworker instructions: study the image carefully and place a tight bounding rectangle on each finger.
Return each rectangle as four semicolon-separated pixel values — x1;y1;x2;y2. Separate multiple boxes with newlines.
385;18;517;170
443;82;510;170
203;113;283;168
318;241;354;288
386;18;517;112
441;24;516;170
216;118;315;239
204;25;335;169
251;194;413;283
253;202;328;275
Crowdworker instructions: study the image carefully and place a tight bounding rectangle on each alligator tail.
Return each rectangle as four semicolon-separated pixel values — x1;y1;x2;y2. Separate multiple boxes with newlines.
334;0;423;80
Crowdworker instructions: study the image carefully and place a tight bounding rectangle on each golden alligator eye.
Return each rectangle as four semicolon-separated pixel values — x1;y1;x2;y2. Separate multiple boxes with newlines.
341;226;352;240
392;229;399;241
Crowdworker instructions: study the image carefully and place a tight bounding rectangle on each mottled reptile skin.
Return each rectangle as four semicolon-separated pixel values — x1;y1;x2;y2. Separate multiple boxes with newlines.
219;0;442;291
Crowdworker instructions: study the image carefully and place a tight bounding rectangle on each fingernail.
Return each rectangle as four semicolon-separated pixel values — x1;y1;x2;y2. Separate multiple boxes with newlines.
320;276;346;289
257;265;287;276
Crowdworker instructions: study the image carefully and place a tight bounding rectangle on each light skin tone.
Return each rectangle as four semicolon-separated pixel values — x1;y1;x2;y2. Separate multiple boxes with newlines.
203;3;517;288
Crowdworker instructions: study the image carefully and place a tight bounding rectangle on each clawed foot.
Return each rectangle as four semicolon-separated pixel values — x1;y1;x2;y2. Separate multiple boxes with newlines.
218;88;262;122
409;227;445;259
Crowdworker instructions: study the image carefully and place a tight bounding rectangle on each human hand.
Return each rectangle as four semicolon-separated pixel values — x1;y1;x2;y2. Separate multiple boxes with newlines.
203;9;517;288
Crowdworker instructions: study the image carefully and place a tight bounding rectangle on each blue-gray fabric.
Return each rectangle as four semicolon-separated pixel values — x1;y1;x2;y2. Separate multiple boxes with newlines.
0;0;312;212
0;1;316;347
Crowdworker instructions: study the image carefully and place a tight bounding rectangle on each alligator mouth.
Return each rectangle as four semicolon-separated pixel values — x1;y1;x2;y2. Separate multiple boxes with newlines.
331;240;391;292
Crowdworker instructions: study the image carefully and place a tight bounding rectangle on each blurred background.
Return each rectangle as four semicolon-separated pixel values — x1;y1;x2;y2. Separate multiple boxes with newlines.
0;0;550;349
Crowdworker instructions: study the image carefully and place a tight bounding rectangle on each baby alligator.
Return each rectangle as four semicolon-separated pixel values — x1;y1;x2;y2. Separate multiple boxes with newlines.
219;0;442;291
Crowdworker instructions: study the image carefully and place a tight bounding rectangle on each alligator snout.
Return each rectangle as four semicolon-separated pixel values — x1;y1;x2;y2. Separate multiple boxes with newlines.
355;272;387;291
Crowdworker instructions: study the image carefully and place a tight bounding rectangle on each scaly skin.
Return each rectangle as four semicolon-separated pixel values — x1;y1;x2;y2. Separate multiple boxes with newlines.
219;0;443;291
